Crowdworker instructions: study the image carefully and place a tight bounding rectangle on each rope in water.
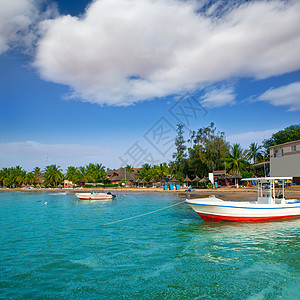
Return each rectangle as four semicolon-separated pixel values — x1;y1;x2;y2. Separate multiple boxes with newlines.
100;200;186;226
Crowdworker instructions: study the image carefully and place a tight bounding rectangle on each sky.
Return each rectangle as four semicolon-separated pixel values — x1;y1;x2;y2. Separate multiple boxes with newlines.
0;0;299;171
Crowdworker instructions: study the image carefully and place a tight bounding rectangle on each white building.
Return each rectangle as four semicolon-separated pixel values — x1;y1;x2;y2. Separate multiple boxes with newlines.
270;140;300;184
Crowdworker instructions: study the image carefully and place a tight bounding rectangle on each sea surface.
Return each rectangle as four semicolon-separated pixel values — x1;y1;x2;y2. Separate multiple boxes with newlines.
0;191;299;299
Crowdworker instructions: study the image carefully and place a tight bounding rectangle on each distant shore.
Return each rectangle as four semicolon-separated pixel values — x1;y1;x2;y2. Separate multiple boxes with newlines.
1;186;300;200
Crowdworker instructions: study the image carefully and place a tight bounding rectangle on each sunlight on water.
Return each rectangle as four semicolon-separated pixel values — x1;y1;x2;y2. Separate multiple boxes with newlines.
0;191;299;299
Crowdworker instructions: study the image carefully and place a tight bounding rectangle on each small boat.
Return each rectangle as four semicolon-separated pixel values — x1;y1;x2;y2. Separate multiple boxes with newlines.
75;191;116;200
185;177;300;222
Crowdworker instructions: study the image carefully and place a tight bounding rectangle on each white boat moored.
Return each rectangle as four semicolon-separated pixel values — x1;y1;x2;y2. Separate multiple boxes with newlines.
185;177;300;222
75;191;116;200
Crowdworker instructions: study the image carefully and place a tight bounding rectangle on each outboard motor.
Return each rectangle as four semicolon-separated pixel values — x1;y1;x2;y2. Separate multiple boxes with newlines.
107;192;116;198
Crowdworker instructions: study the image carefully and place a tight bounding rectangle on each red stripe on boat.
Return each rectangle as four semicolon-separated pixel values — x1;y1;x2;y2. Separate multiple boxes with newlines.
197;212;300;222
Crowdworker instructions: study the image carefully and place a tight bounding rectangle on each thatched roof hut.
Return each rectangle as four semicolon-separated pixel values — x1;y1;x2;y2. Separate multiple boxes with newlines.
231;173;242;179
192;176;200;182
184;176;191;182
200;177;209;182
169;177;179;183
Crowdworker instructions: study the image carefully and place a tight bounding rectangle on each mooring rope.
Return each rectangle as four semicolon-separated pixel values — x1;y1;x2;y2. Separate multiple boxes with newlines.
100;200;186;226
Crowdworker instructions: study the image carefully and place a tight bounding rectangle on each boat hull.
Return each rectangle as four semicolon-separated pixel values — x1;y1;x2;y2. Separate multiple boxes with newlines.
196;212;300;222
75;193;113;200
186;198;300;222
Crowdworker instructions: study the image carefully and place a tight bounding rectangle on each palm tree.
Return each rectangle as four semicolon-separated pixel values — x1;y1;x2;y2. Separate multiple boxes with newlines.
43;165;63;187
124;165;134;174
25;172;35;186
66;166;80;184
246;143;263;164
84;163;107;183
33;167;41;177
158;163;170;180
223;144;249;173
78;166;88;185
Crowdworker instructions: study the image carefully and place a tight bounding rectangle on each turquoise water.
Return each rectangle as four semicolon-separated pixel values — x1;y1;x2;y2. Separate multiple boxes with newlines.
0;192;299;299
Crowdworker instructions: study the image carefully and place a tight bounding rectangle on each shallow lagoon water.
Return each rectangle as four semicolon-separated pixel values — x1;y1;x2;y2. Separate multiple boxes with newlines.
0;191;299;299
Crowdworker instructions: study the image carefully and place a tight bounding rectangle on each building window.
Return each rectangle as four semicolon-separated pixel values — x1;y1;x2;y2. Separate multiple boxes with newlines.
274;149;283;157
291;145;296;152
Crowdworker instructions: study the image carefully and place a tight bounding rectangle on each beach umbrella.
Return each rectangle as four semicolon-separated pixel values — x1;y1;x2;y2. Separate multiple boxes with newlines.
183;176;191;187
192;175;200;187
200;177;209;182
169;177;179;183
184;176;191;182
192;176;200;182
231;173;242;187
150;178;157;187
140;179;146;188
135;178;140;187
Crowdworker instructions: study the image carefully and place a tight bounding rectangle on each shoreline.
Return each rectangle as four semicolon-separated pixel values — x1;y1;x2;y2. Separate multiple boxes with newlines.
1;186;300;200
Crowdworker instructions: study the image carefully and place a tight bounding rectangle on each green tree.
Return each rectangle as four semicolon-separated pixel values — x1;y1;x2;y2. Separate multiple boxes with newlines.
223;144;249;173
158;163;170;180
172;123;187;176
246;142;263;164
25;172;35;185
138;164;152;182
43;165;63;187
66;166;80;184
0;166;26;188
263;124;300;157
85;163;107;183
124;165;134;174
187;122;229;178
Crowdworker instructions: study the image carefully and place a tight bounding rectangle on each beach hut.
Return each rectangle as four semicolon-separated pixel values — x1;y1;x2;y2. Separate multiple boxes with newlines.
169;177;179;183
135;178;140;188
140;179;146;188
200;177;209;183
183;176;191;188
169;177;180;190
150;178;157;188
192;175;201;187
231;173;242;188
107;167;136;186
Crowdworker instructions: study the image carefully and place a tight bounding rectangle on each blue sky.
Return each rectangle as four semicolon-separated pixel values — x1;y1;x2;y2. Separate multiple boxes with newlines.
0;0;299;171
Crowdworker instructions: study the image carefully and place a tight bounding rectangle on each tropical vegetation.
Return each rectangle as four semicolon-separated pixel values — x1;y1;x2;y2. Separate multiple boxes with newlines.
0;123;298;188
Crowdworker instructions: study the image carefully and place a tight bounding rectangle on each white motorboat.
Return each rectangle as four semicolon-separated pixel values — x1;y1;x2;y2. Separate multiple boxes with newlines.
185;177;300;221
75;191;116;200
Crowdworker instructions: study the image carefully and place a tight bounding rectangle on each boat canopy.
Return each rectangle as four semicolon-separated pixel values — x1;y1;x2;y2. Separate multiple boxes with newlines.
242;177;292;183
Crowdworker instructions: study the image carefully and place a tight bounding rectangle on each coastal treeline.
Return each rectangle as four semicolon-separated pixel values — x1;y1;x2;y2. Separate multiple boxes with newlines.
0;123;299;188
168;122;300;182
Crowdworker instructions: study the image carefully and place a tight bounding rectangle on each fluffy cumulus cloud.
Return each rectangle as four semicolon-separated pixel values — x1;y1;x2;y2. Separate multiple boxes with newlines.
0;0;57;54
0;0;36;53
258;82;300;111
34;0;300;106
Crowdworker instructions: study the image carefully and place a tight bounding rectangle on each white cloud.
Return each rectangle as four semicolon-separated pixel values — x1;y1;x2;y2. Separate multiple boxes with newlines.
227;129;279;149
34;0;300;106
257;82;300;111
0;0;56;55
0;141;118;171
200;87;235;108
